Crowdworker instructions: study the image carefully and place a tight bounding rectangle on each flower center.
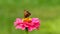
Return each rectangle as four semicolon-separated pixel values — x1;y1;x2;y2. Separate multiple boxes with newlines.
23;18;32;23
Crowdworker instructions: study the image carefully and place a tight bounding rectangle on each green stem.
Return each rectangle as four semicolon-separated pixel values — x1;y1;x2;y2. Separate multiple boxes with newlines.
25;28;28;34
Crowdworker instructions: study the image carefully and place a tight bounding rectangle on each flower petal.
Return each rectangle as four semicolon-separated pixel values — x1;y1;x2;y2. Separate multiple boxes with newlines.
14;18;23;26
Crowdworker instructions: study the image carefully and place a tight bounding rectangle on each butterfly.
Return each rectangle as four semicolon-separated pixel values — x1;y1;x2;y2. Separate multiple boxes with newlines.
24;10;31;18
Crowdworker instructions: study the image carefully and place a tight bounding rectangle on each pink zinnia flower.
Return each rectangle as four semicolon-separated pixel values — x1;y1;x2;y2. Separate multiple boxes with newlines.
14;18;40;31
14;10;40;32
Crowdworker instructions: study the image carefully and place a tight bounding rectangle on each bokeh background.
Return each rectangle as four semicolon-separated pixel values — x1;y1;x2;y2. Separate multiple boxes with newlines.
0;0;60;34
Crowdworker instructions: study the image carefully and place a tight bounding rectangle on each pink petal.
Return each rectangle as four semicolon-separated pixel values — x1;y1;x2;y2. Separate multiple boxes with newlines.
16;25;25;30
28;27;33;31
16;18;22;23
21;25;25;30
16;25;21;29
32;18;40;23
14;18;23;26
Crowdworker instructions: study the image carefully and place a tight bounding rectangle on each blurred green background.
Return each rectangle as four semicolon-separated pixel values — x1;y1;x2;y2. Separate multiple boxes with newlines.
0;0;60;34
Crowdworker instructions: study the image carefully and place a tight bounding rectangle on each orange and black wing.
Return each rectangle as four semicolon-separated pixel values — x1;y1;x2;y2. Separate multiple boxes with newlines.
24;10;31;18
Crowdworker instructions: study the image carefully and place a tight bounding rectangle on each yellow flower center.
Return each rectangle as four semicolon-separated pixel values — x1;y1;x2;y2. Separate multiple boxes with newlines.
22;18;31;23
